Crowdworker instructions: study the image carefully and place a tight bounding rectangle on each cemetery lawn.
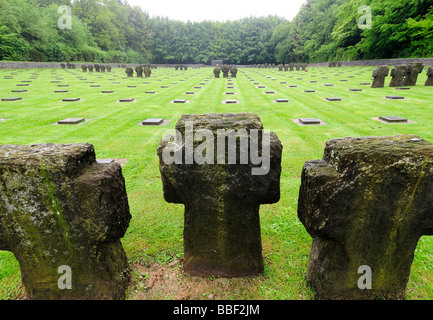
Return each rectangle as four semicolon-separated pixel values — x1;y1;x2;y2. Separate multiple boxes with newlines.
1;66;433;300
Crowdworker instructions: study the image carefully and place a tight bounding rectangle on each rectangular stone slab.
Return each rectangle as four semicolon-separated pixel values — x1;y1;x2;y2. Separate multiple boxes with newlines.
62;98;80;101
173;99;187;103
1;97;22;101
57;118;85;125
379;116;408;123
299;118;321;125
386;96;405;100
141;118;164;125
275;99;289;102
119;98;134;102
326;97;342;101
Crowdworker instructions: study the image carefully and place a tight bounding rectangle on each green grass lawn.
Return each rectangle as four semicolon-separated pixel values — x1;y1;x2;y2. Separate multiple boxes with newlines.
0;65;432;300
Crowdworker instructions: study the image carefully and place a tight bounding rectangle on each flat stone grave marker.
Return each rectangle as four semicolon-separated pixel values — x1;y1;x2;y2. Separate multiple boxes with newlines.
257;86;266;88
310;81;317;83
298;118;322;125
304;90;316;93
324;84;334;86
118;98;135;102
161;86;169;88
223;99;239;104
21;80;32;83
194;86;202;89
127;85;136;88
326;97;342;101
288;85;298;87
58;84;69;87
145;91;156;94
185;92;195;94
90;85;101;87
360;83;370;85
172;99;187;103
396;87;411;90
280;81;287;84
16;84;29;86
386;96;405;100
57;118;85;125
11;90;27;93
1;97;22;101
101;90;114;93
378;116;408;123
275;99;290;103
264;91;276;94
51;81;60;83
140;118;164;126
62;98;80;102
349;89;362;91
54;90;69;93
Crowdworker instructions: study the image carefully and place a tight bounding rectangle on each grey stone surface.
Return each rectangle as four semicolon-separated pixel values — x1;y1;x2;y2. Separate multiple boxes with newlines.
157;113;282;277
298;135;433;300
0;143;131;299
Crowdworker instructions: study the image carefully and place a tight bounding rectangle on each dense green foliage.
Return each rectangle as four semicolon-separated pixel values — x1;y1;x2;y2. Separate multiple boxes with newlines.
0;0;432;64
273;0;433;63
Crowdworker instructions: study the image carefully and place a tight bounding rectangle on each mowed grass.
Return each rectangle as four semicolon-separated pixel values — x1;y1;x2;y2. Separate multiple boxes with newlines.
0;65;432;300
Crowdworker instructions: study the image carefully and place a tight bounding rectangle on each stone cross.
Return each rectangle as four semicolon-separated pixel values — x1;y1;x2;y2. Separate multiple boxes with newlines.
371;65;389;88
403;63;424;86
389;66;407;87
100;65;106;72
81;65;87;72
144;67;151;78
0;143;131;300
230;67;237;78
125;67;134;77
135;66;143;77
94;64;100;72
213;67;221;78
87;65;93;72
425;66;433;86
298;135;433;300
106;65;112;72
157;113;283;277
221;65;230;78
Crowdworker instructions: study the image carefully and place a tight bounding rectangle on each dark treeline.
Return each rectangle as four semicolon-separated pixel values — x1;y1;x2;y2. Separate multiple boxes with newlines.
0;0;432;64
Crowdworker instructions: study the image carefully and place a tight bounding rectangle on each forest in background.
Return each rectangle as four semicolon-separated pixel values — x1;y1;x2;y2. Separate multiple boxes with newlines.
0;0;432;64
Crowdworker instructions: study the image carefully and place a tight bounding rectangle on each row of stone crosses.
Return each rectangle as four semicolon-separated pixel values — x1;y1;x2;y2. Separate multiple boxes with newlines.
371;63;433;87
2;112;432;300
213;65;238;78
81;64;112;72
